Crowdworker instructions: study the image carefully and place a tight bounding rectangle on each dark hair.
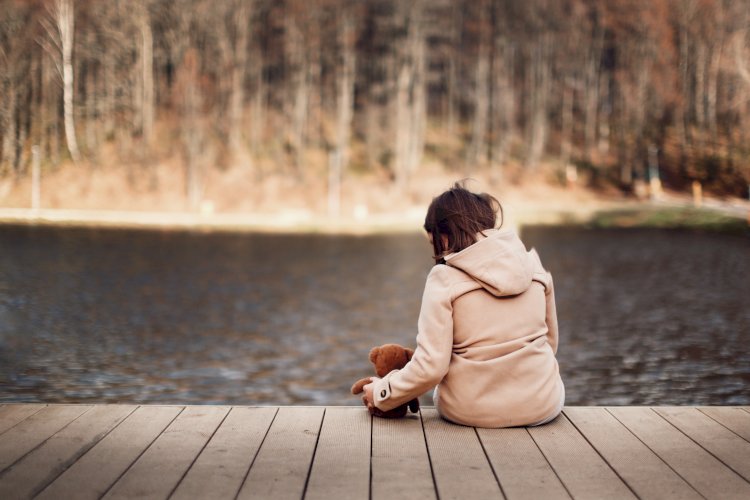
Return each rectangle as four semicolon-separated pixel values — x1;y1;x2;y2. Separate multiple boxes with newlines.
423;181;503;264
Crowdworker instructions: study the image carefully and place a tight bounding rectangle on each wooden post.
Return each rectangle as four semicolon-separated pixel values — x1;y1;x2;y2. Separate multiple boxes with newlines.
328;150;341;218
648;145;662;199
692;181;703;208
31;145;41;211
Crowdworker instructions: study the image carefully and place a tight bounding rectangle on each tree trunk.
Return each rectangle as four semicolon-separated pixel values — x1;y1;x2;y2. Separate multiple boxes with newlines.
229;1;250;157
0;86;17;173
85;33;97;155
408;16;426;176
468;11;490;165
57;0;81;163
584;21;603;161
140;2;155;146
285;15;308;170
560;83;573;167
446;3;462;133
525;36;550;170
490;37;514;180
179;50;203;210
334;10;356;176
394;60;411;191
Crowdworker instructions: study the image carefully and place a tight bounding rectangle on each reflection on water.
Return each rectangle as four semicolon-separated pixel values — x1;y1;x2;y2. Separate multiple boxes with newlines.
0;225;748;406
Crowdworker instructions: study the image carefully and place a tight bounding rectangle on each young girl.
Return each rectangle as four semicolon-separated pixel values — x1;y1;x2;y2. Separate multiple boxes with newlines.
364;182;564;427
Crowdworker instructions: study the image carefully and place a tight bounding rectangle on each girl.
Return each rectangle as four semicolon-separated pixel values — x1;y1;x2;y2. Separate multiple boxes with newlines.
364;182;564;427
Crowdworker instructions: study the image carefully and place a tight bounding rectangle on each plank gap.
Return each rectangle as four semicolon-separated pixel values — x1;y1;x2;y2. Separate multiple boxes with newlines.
604;407;704;497
653;407;750;484
301;408;326;500
524;426;574;499
0;405;47;437
232;407;279;500
27;405;139;498
698;407;750;444
473;427;507;500
166;405;233;500
418;409;440;500
562;411;641;499
97;406;186;499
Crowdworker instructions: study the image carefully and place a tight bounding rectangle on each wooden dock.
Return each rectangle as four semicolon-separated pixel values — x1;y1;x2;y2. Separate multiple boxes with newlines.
0;405;748;499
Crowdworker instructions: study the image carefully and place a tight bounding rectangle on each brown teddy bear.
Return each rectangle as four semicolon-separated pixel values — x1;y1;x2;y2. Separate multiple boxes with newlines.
351;343;420;418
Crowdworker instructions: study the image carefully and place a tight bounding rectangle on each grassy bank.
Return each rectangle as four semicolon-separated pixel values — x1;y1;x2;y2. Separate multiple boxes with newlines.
585;206;749;234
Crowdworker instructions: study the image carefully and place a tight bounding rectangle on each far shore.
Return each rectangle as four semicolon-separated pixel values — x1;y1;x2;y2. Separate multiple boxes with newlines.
0;197;747;234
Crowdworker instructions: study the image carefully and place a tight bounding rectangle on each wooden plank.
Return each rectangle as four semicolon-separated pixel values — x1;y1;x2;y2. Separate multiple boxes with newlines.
0;405;135;499
610;407;750;499
371;412;436;500
477;427;570;500
0;405;90;472
699;407;750;442
171;407;277;500
421;409;501;499
655;407;750;482
103;406;229;500
305;407;371;500
36;406;182;500
0;404;45;435
236;407;324;500
528;413;636;499
565;407;701;500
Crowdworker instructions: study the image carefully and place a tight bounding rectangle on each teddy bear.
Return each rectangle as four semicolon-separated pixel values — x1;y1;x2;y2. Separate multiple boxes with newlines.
351;343;420;418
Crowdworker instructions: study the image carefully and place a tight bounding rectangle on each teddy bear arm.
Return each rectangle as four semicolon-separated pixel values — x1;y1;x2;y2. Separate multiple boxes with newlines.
351;377;372;395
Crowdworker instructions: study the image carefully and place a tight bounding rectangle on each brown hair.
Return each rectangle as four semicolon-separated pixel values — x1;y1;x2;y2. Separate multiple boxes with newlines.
423;181;503;264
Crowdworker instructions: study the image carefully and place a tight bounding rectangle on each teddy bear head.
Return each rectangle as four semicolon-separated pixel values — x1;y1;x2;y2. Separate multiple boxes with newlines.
368;343;414;377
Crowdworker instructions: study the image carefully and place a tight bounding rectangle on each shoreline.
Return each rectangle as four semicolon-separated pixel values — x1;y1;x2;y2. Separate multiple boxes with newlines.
0;205;601;234
0;200;747;234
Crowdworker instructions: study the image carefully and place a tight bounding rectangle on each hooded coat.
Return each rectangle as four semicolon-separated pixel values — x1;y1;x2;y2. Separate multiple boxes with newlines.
371;228;563;428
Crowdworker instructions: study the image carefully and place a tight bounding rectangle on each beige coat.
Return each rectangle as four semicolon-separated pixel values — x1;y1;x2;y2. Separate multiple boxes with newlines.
372;228;563;428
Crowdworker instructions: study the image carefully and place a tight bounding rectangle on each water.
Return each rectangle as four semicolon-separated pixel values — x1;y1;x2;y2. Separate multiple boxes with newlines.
0;224;748;406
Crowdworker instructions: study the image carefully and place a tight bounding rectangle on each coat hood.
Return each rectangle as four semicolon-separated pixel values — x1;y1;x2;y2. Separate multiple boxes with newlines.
444;228;539;297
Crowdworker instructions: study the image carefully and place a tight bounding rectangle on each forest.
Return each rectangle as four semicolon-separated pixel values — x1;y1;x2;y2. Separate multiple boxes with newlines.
1;0;750;212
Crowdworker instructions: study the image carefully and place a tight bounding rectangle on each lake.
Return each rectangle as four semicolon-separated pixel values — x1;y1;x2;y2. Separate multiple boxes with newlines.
0;224;748;406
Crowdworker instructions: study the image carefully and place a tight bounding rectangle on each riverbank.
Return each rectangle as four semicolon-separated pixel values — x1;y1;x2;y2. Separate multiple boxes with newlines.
0;198;747;234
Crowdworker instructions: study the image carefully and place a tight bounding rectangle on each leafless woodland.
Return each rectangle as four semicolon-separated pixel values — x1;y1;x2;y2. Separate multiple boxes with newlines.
2;0;750;205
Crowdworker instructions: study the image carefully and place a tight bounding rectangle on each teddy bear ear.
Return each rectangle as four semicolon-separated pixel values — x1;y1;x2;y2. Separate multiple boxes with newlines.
369;347;380;364
404;347;415;360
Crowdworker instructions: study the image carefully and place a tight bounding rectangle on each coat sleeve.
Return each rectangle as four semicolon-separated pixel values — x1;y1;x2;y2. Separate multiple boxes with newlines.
544;272;559;354
372;266;454;412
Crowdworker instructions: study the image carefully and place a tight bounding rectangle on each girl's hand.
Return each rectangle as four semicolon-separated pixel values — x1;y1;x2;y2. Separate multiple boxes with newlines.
362;377;381;409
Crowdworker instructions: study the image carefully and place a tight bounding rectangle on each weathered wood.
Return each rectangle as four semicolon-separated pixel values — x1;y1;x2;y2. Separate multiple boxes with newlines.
0;405;747;500
698;406;750;442
371;412;436;500
171;407;277;500
0;404;45;435
610;407;750;499
0;405;135;499
565;407;701;499
528;413;636;499
0;405;89;472
421;409;502;499
236;406;324;500
305;407;371;500
655;407;750;482
477;426;570;500
37;405;181;500
103;406;229;500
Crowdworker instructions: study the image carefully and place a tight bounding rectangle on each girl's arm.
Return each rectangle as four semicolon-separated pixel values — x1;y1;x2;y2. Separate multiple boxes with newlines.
544;273;559;354
371;266;454;412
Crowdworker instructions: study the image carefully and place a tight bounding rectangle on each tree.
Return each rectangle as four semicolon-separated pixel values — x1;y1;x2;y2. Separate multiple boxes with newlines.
41;0;81;163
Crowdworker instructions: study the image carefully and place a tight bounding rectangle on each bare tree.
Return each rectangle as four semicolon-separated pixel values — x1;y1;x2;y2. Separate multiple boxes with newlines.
41;0;81;163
